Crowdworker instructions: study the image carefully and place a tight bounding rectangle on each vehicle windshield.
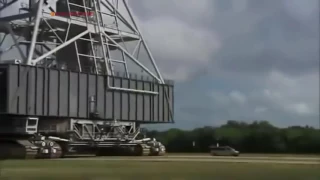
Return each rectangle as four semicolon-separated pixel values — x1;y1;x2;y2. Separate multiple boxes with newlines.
225;147;234;151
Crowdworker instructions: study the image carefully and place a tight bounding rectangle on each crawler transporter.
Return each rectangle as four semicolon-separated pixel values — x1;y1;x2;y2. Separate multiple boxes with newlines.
0;0;174;159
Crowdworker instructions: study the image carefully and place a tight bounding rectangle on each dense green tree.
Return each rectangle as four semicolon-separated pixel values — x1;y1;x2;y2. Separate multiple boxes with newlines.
146;121;320;154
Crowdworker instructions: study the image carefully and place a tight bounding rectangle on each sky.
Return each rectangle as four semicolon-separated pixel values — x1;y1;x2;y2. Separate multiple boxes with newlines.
0;0;319;130
127;0;319;129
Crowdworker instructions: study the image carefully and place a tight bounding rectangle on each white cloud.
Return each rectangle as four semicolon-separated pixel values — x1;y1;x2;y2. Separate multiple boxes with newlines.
287;103;314;116
210;90;247;106
229;91;247;104
139;0;213;21
283;0;319;21
165;66;189;82
209;70;318;125
254;107;268;114
210;91;231;106
138;16;220;81
261;71;319;117
231;0;249;13
133;0;319;127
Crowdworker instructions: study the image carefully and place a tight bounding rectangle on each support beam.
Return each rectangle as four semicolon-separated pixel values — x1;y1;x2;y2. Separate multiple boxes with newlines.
0;0;18;12
103;32;161;83
27;0;44;65
123;0;164;84
0;13;35;22
102;0;138;34
5;23;27;62
32;30;89;64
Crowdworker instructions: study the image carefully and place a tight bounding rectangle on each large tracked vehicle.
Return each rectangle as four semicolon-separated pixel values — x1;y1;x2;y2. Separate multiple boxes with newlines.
0;0;174;159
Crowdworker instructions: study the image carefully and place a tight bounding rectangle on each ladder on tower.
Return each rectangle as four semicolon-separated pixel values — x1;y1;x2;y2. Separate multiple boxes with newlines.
45;0;159;95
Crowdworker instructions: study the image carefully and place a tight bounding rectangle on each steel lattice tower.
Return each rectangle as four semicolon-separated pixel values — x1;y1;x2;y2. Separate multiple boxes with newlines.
0;0;165;90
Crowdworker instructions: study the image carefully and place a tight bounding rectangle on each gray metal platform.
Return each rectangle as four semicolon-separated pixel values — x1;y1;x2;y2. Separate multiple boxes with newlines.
0;64;174;123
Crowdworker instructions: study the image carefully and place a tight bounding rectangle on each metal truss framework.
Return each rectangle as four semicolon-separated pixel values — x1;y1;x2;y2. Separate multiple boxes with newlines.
37;118;143;142
0;0;164;85
68;119;141;142
0;0;173;121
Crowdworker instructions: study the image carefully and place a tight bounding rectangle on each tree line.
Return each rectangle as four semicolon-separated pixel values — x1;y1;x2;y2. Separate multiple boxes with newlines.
146;120;320;154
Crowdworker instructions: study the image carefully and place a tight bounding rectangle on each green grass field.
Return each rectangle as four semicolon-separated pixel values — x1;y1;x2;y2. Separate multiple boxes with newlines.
169;153;320;157
0;159;319;180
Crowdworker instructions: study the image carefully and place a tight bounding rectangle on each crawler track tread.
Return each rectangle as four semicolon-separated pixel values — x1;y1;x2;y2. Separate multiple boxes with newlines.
0;140;38;159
